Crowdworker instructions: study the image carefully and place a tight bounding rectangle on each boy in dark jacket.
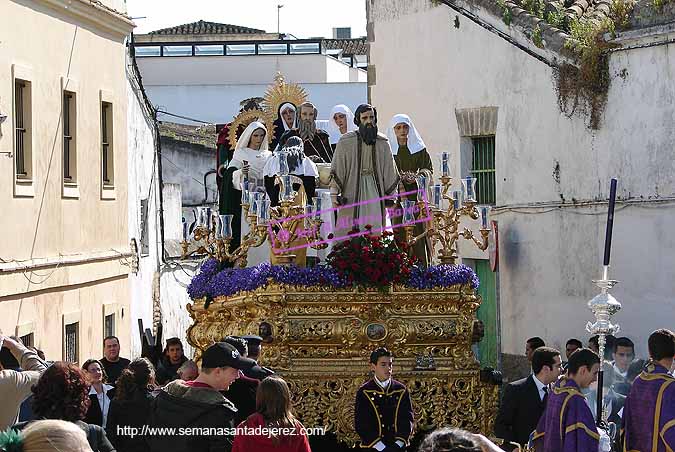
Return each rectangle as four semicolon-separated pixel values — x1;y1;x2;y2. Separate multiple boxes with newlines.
355;347;414;451
148;342;256;452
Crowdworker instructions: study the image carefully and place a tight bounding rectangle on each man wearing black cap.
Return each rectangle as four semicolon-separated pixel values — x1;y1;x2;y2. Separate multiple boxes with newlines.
148;342;256;452
242;334;275;381
221;336;259;424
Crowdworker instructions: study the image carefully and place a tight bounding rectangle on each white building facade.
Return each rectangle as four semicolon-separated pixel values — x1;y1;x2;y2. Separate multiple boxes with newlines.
134;21;368;125
367;0;675;372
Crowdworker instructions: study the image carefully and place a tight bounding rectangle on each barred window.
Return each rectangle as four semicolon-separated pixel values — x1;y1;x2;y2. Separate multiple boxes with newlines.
63;91;77;182
101;102;114;186
64;323;79;363
470;136;496;205
14;80;32;179
104;314;115;338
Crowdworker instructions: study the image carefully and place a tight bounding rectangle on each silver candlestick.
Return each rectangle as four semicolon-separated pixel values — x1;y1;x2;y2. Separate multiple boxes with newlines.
586;266;622;363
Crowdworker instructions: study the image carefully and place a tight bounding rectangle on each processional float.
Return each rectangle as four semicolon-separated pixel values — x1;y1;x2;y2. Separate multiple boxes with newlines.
181;74;501;445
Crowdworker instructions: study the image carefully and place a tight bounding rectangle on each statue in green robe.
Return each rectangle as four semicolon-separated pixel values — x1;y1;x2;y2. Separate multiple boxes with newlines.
387;114;434;267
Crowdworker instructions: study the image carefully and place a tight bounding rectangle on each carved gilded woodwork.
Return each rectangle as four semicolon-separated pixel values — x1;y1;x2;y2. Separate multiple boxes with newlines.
186;283;498;444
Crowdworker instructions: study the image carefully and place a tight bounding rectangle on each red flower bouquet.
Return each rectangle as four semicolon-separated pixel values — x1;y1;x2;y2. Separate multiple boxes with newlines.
326;226;418;292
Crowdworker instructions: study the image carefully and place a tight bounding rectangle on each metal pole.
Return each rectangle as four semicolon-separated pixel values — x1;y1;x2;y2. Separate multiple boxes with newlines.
596;333;606;426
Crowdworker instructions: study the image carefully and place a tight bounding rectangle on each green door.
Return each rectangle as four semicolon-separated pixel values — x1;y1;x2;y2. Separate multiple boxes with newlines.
468;259;499;368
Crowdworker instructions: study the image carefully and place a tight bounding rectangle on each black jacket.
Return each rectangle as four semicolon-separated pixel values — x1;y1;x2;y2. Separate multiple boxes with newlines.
354;379;414;448
148;380;237;452
84;386;116;427
106;390;154;452
155;356;188;385
222;375;258;425
243;364;275;381
13;419;115;452
494;375;547;450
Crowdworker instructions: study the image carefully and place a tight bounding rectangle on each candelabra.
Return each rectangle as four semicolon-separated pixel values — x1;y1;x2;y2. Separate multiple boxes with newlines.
181;172;325;267
402;152;490;265
586;178;621;429
265;174;327;264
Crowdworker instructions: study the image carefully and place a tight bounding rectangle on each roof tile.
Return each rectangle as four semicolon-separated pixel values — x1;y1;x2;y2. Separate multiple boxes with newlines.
149;20;265;35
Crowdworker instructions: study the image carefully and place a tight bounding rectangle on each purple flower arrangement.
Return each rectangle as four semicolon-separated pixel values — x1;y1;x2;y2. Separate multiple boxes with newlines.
406;264;480;291
188;259;478;301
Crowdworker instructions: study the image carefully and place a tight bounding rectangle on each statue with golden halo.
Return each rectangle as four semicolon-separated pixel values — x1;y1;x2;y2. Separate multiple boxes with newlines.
217;107;272;258
263;72;308;150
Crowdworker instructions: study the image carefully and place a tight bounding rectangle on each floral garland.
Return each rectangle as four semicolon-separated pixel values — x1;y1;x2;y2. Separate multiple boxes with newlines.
188;259;479;302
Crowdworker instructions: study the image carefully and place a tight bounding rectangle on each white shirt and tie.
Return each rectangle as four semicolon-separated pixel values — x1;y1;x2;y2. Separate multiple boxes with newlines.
532;374;549;402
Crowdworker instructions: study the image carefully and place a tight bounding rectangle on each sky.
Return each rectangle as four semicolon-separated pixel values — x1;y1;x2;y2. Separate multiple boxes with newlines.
126;0;367;39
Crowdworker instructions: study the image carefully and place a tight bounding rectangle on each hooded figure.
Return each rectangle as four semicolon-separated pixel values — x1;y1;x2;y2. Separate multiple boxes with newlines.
222;122;272;265
327;104;357;149
270;103;297;151
262;135;317;267
386;114;434;266
263;135;318;207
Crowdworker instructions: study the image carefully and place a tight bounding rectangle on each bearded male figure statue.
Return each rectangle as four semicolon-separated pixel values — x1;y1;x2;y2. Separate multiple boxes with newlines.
330;104;400;237
295;101;333;163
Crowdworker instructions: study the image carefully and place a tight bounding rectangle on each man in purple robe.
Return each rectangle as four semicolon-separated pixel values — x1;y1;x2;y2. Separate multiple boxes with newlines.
532;348;601;452
621;328;675;452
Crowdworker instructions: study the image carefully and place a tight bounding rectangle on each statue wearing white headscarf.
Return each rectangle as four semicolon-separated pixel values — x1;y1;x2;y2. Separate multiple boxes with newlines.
228;121;273;190
386;114;433;267
271;103;297;150
224;121;273;267
327;104;357;148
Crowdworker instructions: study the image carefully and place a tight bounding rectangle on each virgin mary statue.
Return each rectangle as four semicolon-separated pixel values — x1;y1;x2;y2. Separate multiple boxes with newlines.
225;121;273;267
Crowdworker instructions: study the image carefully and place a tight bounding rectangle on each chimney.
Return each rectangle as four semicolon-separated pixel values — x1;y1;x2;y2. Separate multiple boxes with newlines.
332;27;352;39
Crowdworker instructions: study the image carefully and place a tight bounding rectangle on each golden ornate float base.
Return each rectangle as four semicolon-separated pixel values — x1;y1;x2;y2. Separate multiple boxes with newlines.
187;283;499;444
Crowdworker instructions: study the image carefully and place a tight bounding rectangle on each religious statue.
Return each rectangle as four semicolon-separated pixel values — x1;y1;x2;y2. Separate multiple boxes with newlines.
223;121;272;266
263;134;318;207
270;102;297;150
330;104;400;236
386;113;434;266
295;102;333;163
262;135;319;267
327;104;357;151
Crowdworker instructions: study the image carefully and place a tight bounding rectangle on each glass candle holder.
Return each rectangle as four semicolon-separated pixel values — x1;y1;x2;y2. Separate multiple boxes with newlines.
281;175;294;201
279;152;290;176
213;215;222;239
205;207;212;231
304;204;314;229
312;196;323;218
462;177;477;202
403;200;417;224
452;191;461;210
481;206;489;229
258;200;271;225
441;152;450;177
416;175;428;202
196;207;206;228
220;214;233;239
432;184;443;209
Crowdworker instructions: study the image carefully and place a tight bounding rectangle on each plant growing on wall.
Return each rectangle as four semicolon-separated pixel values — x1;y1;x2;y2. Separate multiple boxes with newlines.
555;0;634;129
497;0;513;25
532;24;544;48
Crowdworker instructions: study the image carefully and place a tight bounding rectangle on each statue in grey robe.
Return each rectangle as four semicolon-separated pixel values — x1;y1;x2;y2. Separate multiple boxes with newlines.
330;104;400;238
